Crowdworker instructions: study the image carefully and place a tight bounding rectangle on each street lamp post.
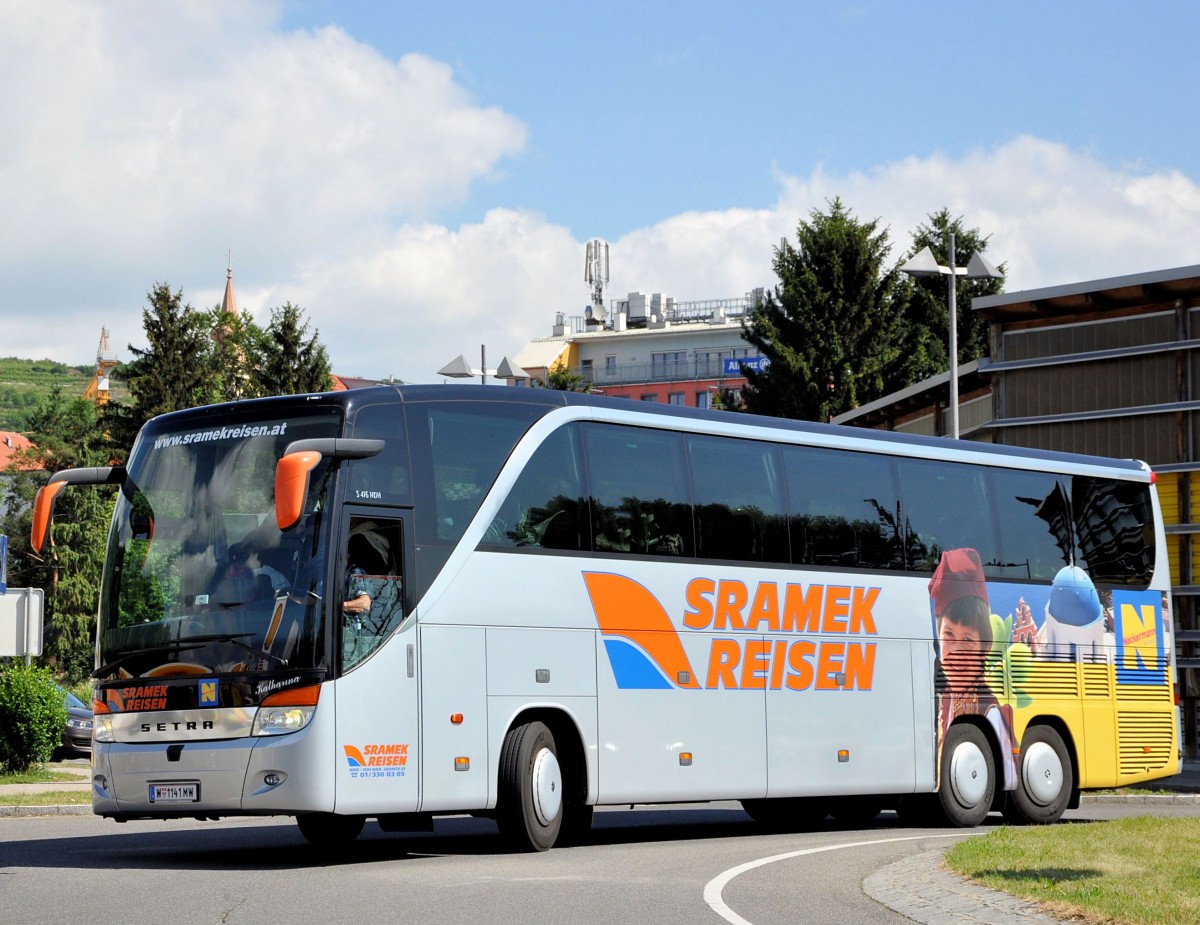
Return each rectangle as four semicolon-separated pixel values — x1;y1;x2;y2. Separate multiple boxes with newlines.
438;345;530;385
899;234;1002;439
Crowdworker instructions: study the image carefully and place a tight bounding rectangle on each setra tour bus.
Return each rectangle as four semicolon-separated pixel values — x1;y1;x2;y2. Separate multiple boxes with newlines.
32;385;1179;849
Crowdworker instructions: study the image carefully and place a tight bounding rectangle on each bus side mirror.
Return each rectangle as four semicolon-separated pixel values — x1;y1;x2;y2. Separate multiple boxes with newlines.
275;451;324;530
31;466;125;553
275;438;385;531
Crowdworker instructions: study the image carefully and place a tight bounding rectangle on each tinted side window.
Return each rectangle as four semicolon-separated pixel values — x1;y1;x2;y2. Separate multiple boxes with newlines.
990;468;1071;580
1073;476;1154;586
585;424;693;557
689;435;788;563
897;458;998;572
784;446;903;570
346;402;412;505
483;423;588;552
407;401;545;546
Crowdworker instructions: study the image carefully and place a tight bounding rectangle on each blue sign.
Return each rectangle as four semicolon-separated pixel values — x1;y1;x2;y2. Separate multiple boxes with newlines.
0;534;6;594
722;356;770;376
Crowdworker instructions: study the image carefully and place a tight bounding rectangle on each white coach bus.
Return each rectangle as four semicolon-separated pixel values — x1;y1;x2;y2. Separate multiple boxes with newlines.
33;385;1178;849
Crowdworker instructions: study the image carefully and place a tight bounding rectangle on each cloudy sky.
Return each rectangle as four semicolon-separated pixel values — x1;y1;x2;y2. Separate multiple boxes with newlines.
3;1;1199;382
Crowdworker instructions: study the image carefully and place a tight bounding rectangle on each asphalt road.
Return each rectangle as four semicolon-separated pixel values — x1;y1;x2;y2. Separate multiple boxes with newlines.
3;802;1198;925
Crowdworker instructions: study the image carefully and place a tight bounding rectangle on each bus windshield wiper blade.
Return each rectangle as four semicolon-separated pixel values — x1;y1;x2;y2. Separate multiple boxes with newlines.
92;633;287;678
168;632;288;667
92;642;206;679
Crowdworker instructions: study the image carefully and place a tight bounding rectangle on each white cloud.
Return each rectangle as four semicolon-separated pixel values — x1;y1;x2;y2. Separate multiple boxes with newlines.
1;5;1197;387
0;0;527;359
774;137;1200;291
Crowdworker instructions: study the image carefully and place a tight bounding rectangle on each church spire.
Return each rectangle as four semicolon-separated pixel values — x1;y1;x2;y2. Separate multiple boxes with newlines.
221;249;238;316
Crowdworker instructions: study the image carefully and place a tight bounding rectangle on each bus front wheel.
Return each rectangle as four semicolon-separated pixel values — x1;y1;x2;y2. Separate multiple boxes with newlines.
497;720;563;851
938;724;995;827
1003;725;1072;825
296;812;366;846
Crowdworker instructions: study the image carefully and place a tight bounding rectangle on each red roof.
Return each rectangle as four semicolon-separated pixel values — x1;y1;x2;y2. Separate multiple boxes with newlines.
0;431;35;470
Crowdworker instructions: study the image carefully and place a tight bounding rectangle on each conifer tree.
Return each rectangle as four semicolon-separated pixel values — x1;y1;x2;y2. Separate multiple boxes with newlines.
261;302;332;395
123;283;212;428
888;209;1006;391
742;199;902;421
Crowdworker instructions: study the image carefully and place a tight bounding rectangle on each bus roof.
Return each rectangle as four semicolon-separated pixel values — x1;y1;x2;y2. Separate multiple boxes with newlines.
148;383;1148;477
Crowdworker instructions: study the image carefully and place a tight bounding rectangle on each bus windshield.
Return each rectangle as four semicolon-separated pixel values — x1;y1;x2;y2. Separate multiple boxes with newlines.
96;407;343;680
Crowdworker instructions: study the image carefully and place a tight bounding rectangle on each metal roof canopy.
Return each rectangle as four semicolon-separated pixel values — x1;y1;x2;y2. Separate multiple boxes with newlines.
973;263;1200;323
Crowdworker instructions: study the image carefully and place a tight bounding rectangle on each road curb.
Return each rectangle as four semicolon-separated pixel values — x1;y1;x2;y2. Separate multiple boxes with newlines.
1083;792;1199;804
0;791;1194;819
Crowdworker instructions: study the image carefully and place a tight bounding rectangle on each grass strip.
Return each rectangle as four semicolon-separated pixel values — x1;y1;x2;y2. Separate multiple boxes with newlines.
0;769;87;785
946;816;1200;925
0;791;92;807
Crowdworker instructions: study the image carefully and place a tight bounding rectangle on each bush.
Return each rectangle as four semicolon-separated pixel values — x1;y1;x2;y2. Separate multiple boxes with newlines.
0;663;67;772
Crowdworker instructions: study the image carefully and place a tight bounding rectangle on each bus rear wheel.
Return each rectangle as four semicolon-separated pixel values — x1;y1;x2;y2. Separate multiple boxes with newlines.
1003;725;1072;825
938;724;995;827
296;812;366;846
497;721;563;851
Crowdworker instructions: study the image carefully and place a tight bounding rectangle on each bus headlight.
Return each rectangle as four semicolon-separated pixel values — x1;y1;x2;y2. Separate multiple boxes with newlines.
93;714;115;743
252;705;316;736
251;684;320;736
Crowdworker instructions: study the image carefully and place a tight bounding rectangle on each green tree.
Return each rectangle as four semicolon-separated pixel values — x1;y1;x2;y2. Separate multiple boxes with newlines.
1;388;114;681
742;199;903;421
889;209;1007;390
260;302;332;396
203;306;268;402
535;360;593;392
118;282;213;443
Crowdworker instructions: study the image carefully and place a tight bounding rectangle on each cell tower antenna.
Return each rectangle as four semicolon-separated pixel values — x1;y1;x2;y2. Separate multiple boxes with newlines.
584;238;610;324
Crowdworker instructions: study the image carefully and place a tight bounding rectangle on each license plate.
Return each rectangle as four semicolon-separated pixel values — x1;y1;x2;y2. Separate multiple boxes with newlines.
149;782;200;804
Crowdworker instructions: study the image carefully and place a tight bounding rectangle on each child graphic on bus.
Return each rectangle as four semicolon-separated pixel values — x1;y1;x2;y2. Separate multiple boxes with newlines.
929;548;1017;787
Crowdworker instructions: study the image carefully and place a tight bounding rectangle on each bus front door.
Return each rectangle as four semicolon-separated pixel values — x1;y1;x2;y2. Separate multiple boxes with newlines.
332;513;419;815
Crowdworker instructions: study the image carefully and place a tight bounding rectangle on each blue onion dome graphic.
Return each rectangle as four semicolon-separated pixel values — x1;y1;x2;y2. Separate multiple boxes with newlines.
1047;565;1102;627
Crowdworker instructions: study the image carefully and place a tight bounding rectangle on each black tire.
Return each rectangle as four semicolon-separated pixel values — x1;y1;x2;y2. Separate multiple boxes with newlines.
497;721;562;851
1003;725;1073;825
296;812;366;846
828;796;884;825
741;797;827;831
937;723;995;827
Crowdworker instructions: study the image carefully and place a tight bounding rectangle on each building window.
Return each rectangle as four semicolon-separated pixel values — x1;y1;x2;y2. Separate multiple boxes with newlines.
604;355;616;379
651;351;686;380
668;392;686;405
640;394;658;402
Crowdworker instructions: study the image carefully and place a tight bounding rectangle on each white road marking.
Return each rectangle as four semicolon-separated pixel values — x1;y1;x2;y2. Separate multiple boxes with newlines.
703;833;964;925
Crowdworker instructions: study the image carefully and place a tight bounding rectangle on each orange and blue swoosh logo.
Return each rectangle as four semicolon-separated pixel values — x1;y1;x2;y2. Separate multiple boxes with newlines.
343;745;367;767
583;572;698;689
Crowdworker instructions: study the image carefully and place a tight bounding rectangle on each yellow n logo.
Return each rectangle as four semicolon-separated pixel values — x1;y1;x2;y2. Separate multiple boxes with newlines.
1119;603;1159;672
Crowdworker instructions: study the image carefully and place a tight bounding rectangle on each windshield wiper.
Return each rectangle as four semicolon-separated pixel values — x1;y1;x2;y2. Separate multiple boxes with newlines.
92;633;287;678
206;633;289;668
92;642;207;679
147;632;289;668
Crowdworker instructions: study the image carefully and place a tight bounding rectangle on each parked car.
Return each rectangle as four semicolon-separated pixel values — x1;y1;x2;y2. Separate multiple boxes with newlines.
58;689;93;758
